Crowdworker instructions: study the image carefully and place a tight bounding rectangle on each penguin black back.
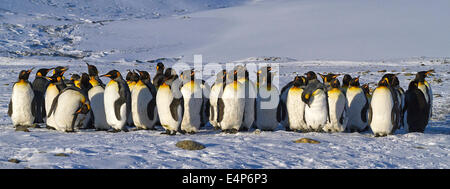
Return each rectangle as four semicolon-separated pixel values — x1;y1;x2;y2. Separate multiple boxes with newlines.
404;80;429;132
32;68;53;123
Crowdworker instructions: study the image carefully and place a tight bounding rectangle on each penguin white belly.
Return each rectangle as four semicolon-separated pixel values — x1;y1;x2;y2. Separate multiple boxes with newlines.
11;83;34;126
304;90;328;131
240;80;256;130
286;87;306;131
255;86;280;131
132;84;157;130
209;84;222;128
156;85;181;131
45;85;59;127
219;83;245;130
181;82;203;132
88;86;109;130
346;88;367;131
53;90;84;132
104;81;127;130
418;82;433;118
370;87;394;136
324;89;347;132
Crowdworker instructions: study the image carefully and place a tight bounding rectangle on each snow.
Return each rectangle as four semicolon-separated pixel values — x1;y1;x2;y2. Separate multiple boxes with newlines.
0;0;449;169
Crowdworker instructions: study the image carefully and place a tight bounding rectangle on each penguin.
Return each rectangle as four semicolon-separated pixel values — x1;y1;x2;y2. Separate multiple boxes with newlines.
47;74;92;132
235;65;256;131
209;70;226;130
199;79;211;128
382;74;404;128
9;69;36;127
414;70;433;120
125;70;139;127
403;79;430;133
179;69;203;134
153;62;165;89
341;74;352;95
86;62;105;88
255;66;281;131
361;84;372;103
302;72;329;132
86;63;109;130
279;79;294;129
101;70;131;132
32;68;53;123
218;69;245;133
323;78;348;132
346;77;369;132
368;78;398;137
156;68;183;135
45;67;68;129
131;70;158;130
286;76;307;132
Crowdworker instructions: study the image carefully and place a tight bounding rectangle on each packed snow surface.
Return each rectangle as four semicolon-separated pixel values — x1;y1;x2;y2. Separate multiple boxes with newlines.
0;0;449;168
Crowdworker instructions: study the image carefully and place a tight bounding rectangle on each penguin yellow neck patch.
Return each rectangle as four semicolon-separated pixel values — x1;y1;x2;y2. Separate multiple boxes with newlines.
89;77;99;87
107;80;117;86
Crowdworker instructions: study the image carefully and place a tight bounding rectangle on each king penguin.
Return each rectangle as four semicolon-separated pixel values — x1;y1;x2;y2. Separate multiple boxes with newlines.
125;70;139;127
209;70;226;130
368;78;399;137
235;65;256;131
414;70;433;120
323;78;348;132
382;74;404;128
131;70;158;130
47;73;92;132
45;67;68;129
302;71;329;132
218;69;245;133
346;77;369;132
32;68;53;123
9;69;36;127
87;64;110;131
156;68;183;135
153;62;165;89
101;70;131;132
286;76;307;132
404;80;430;133
179;69;203;134
279;78;294;129
319;73;340;90
255;66;281;131
341;74;352;95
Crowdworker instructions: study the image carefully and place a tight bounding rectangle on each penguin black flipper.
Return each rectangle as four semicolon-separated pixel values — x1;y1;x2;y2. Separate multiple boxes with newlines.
217;98;225;123
8;99;12;117
276;99;282;123
147;98;156;120
114;96;126;121
31;95;37;117
170;97;183;122
368;105;373;126
48;92;62;118
361;95;369;123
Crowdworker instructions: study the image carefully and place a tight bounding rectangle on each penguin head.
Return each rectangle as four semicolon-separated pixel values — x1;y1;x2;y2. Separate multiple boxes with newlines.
415;70;433;82
53;66;68;77
319;73;340;84
329;78;341;89
125;70;133;82
86;62;99;77
301;89;312;107
130;71;140;82
305;71;317;82
76;102;91;115
70;74;81;88
18;68;33;81
101;70;122;80
136;70;151;81
293;76;307;87
215;69;227;83
342;74;352;87
180;69;195;83
382;73;400;87
408;80;419;91
156;62;165;73
234;65;247;81
36;68;53;77
349;77;361;87
362;83;371;94
79;73;93;91
378;77;390;87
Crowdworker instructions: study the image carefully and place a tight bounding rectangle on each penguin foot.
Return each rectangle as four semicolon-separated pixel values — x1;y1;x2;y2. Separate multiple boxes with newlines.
108;129;121;133
188;131;196;134
45;125;56;130
239;127;249;132
179;130;187;135
224;129;238;134
213;126;221;131
168;131;177;136
160;130;170;135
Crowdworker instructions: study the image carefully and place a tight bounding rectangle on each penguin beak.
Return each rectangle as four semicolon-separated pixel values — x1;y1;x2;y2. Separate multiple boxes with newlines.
100;74;111;78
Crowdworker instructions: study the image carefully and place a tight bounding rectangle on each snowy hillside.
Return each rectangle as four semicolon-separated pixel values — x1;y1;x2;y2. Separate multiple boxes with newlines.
0;0;449;169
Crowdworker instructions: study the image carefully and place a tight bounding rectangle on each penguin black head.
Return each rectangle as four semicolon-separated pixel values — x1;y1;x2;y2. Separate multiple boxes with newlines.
378;77;390;87
215;69;227;83
301;89;312;107
70;74;81;81
349;77;361;87
342;74;352;87
136;70;151;81
292;76;306;87
36;68;53;77
382;73;400;87
164;68;178;80
408;80;419;91
156;62;165;73
415;70;433;82
53;66;68;77
18;68;33;81
101;70;122;80
125;70;133;82
76;103;91;115
362;83;370;94
330;78;341;89
180;69;195;82
86;63;99;77
305;71;317;81
319;73;340;84
130;71;139;82
80;73;93;91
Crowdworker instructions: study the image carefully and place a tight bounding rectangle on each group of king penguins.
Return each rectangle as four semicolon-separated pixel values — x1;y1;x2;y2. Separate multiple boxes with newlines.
8;62;433;137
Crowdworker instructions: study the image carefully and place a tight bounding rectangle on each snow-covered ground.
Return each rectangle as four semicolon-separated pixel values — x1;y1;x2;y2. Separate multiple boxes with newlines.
0;0;449;169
